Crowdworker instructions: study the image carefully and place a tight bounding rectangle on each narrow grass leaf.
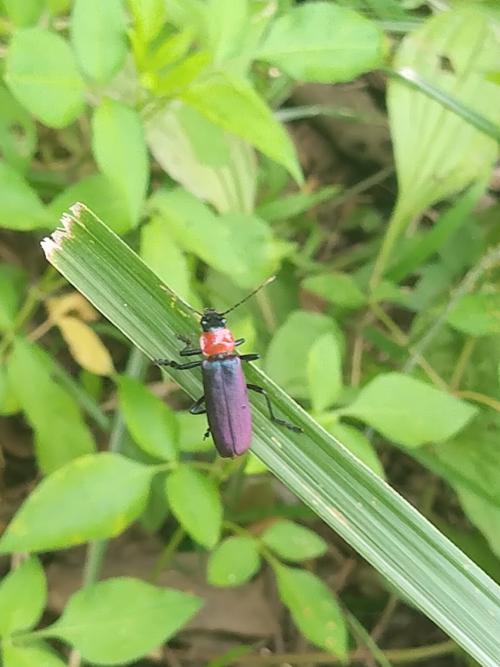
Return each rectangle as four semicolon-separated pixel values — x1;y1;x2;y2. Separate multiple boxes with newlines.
39;204;500;667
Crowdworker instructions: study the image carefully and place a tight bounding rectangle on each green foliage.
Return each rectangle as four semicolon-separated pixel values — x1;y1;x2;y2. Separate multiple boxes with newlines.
118;375;178;460
165;464;223;548
48;578;202;665
1;1;500;664
207;536;261;586
342;373;477;448
258;2;386;83
0;557;46;637
8;338;96;473
71;0;127;84
0;454;153;553
262;520;328;562
5;27;85;128
274;563;348;658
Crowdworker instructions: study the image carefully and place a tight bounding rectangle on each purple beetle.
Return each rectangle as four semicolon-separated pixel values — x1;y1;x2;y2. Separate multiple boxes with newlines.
155;278;301;457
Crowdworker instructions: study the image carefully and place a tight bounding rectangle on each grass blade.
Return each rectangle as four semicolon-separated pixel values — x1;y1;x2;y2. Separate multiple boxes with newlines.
41;204;500;667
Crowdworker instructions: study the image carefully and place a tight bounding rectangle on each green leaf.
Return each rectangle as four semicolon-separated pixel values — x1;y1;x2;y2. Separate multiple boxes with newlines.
0;557;46;637
2;0;43;26
207;536;261;587
302;272;366;309
343;372;477;448
39;204;500;666
0;85;37;172
2;642;66;667
5;27;85;128
128;0;166;43
71;0;127;84
0;163;49;231
0;363;20;416
262;520;327;563
447;293;500;336
258;2;385;83
307;333;342;413
117;375;178;461
146;104;257;213
0;453;153;553
150;188;289;288
326;422;385;479
166;464;222;548
388;8;500;224
49;578;202;665
91;99;149;226
8;338;96;473
256;186;340;222
140;217;194;305
265;310;344;397
49;173;132;235
206;0;249;66
0;263;25;332
181;74;302;182
274;564;348;657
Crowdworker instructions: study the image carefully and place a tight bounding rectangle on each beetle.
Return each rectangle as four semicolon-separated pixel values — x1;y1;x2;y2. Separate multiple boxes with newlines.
155;277;301;457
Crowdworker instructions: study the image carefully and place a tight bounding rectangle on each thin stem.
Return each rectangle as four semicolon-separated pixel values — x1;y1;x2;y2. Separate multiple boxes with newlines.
347;610;394;667
449;338;476;390
151;526;185;584
454;390;500;413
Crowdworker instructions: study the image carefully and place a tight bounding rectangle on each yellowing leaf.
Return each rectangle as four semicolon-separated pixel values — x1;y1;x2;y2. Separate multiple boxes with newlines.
57;316;114;376
47;292;98;322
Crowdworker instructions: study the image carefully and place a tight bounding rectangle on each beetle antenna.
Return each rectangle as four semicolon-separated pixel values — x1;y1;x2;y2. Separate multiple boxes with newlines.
160;284;204;316
222;276;276;316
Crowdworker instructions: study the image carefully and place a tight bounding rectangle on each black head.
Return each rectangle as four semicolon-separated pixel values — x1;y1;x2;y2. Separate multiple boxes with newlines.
200;309;227;331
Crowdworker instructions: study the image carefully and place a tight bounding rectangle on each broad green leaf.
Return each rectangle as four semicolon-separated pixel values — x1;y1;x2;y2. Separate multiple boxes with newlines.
39;203;500;667
176;410;212;453
307;333;342;413
327;422;385;479
262;520;327;563
0;364;20;416
0;163;49;230
117;376;178;461
206;0;248;66
207;536;261;587
388;8;500;225
447;293;500;336
49;578;202;665
71;0;127;84
2;0;43;26
8;338;96;473
5;27;85;128
256;186;340;222
343;372;477;448
0;557;46;637
128;0;166;43
0;453;153;553
181;74;302;182
2;643;66;667
0;263;25;332
140;217;194;305
166;464;222;548
274;564;348;657
258;2;385;83
49;173;132;235
0;85;37;172
91;99;149;225
146;105;257;213
150;188;290;288
265;310;344;397
302;272;366;309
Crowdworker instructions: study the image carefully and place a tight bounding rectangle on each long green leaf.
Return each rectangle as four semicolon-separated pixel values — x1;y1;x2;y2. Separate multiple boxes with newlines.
41;204;500;667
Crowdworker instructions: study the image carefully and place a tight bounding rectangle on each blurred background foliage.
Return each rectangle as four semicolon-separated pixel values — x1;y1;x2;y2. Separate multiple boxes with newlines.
0;0;500;665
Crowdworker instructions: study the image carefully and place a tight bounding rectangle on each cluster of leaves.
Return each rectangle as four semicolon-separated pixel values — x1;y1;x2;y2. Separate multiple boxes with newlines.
0;0;500;665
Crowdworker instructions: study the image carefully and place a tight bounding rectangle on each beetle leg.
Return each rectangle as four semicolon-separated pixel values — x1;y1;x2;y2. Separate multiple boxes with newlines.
247;383;302;433
176;334;202;357
155;359;202;370
240;353;260;362
189;395;206;415
234;338;245;347
203;427;211;440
